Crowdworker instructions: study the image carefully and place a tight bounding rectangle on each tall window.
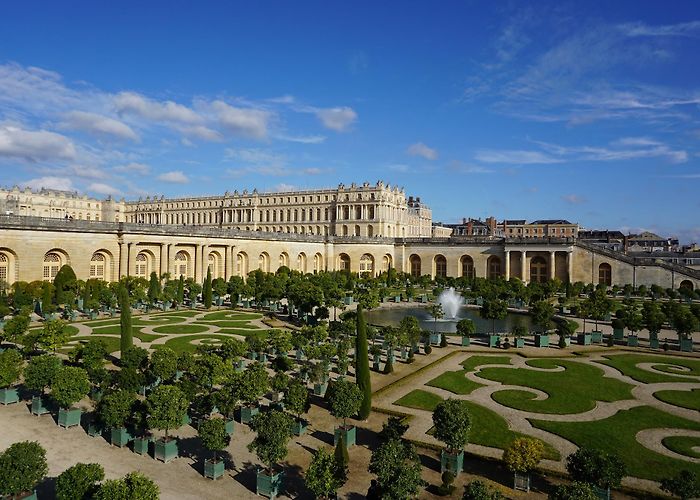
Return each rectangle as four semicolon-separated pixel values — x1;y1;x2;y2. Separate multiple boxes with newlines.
90;253;105;280
530;256;547;283
410;255;421;277
487;256;501;279
461;255;474;279
43;252;61;280
435;255;447;278
175;251;188;278
0;253;8;284
359;254;374;276
598;263;612;286
135;253;148;277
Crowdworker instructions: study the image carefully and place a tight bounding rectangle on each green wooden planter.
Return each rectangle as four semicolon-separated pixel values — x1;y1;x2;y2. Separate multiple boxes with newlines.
87;422;102;437
649;338;660;349
343;296;353;305
133;436;150;455
313;382;328;397
577;333;592;345
292;418;307;436
680;338;693;352
31;396;50;416
154;438;178;463
0;387;19;405
613;328;624;340
111;427;132;447
334;425;356;448
204;459;225;480
181;413;191;426
513;472;531;492
592;485;610;500
225;418;235;435
256;468;283;499
429;332;442;345
373;360;381;371
627;335;639;347
534;334;549;347
461;336;470;346
239;405;259;424
58;407;82;428
591;331;603;343
440;449;464;474
488;335;499;348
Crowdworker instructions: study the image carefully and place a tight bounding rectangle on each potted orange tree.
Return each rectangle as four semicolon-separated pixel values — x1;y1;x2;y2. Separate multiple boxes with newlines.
51;365;90;428
249;410;294;499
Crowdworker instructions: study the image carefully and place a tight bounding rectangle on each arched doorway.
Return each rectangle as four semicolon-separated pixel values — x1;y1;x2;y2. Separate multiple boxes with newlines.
598;263;612;286
382;254;392;272
680;280;694;291
259;252;270;273
487;256;501;279
236;252;248;277
434;255;447;279
43;251;64;281
460;255;474;279
530;256;547;283
297;252;307;273
90;252;108;281
313;253;323;273
174;251;190;278
409;254;421;277
359;254;375;276
338;253;351;271
279;252;289;269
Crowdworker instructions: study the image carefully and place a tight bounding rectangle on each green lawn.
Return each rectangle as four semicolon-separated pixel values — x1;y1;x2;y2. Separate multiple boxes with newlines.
426;370;485;395
479;358;634;414
194;320;260;329
29;325;80;336
597;354;700;384
133;316;187;325
63;336;121;355
662;436;700;459
394;389;558;459
460;355;513;372
155;310;202;318
91;325;140;335
215;328;260;336
654;388;700;411
151;334;234;354
199;311;263;321
152;324;210;334
531;406;700;481
82;318;121;327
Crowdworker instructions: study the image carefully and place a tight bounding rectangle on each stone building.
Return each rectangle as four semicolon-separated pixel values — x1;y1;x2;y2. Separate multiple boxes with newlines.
500;219;579;239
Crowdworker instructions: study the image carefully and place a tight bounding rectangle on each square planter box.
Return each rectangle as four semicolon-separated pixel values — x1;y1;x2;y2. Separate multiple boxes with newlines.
534;334;549;348
292;418;307;436
87;423;102;437
181;413;192;426
577;333;592;346
58;407;82;428
627;336;639;347
680;338;693;352
154;438;178;463
225;418;235;435
295;350;305;361
373;361;381;371
204;459;225;480
313;382;328;397
488;335;499;348
239;405;259;424
334;425;356;448
561;337;571;347
0;387;19;405
593;485;611;500
649;338;660;349
31;396;50;416
256;468;283;499
133;436;150;455
111;427;132;447
514;337;525;348
429;333;442;346
613;328;624;340
591;331;603;343
343;296;353;305
440;449;464;474
513;472;531;492
394;296;402;302
461;336;471;347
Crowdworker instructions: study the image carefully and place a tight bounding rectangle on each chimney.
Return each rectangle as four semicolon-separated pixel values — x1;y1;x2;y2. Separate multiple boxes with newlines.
467;220;473;235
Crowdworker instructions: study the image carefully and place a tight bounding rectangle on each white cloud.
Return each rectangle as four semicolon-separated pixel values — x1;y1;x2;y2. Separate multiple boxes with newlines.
474;149;562;164
0;125;76;161
114;92;202;124
113;162;150;174
619;21;700;38
534;138;688;164
448;161;495;174
272;183;298;192
276;134;326;144
407;142;438;160
301;167;328;175
87;182;122;196
157;170;189;183
209;100;271;139
561;194;586;204
388;164;410;173
180;125;222;142
21;176;75;191
60;111;139;141
314;106;357;132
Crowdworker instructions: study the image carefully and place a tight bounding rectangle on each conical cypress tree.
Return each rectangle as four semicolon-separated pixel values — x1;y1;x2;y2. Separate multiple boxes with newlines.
355;305;372;419
176;275;185;305
203;267;213;309
119;284;132;357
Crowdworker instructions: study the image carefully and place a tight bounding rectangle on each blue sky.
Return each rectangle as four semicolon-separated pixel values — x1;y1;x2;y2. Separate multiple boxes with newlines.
1;1;700;241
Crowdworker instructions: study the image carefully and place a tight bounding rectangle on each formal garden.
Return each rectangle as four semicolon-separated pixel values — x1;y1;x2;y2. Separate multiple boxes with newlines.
0;265;699;499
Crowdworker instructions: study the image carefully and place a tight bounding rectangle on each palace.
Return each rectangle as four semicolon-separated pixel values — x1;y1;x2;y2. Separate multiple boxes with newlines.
0;182;698;292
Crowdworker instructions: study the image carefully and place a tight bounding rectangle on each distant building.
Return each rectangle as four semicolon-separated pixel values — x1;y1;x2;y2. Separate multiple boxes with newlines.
500;219;578;239
627;231;679;253
578;230;626;252
432;217;501;237
0;186;125;222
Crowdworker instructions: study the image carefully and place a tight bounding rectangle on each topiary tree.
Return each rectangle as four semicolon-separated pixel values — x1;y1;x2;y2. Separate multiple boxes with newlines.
661;470;700;500
463;479;504;499
325;378;363;430
369;438;425;500
0;349;23;390
203;267;213;309
548;481;597;500
118;284;132;357
146;384;189;439
248;410;294;475
355;305;372;419
565;447;626;492
94;471;159;500
55;462;105;500
147;272;162;305
198;417;230;464
432;398;471;454
51;365;90;409
235;361;269;408
531;301;555;333
53;265;77;305
98;390;137;429
306;447;346;500
428;303;444;334
24;354;62;395
0;441;48;498
503;437;544;489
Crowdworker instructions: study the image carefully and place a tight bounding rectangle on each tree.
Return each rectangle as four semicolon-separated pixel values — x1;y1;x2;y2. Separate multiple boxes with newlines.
428;303;444;334
198;417;230;463
623;306;644;336
284;380;310;422
671;307;699;341
38;318;70;352
548;482;597;500
56;462;105;500
53;265;77;304
565;447;626;491
306;447;346;499
98;390;137;429
503;438;544;475
0;441;48;498
660;470;700;500
147;272;162;305
146;385;189;438
24;354;62;395
480;299;508;335
51;365;90;409
456;318;476;338
95;471;159;500
326;378;363;429
369;438;425;500
531;301;555;333
432;399;471;453
2;313;30;344
149;347;178;383
248;410;294;474
379;416;409;443
463;480;504;500
355;305;372;419
288;281;323;319
0;349;23;389
203;267;213;309
118;284;132;356
642;302;666;338
234;362;269;407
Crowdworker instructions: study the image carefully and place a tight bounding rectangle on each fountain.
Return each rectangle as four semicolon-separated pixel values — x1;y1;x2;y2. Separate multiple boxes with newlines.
437;287;463;319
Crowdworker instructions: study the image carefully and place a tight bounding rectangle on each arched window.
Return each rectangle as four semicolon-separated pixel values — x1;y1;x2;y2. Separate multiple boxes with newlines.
43;252;61;280
680;280;694;292
354;225;361;237
598;263;612;286
359;254;374;276
460;255;474;279
530;256;547;283
279;252;289;269
409;254;421;277
236;252;248;277
487;256;501;279
367;225;374;238
313;253;323;274
382;254;392;272
0;253;8;285
258;252;270;272
434;255;447;278
297;253;307;273
338;253;351;271
174;251;189;278
90;253;105;280
135;253;149;277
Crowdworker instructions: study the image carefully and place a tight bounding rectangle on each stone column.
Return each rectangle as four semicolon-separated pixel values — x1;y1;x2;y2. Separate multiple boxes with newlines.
160;243;170;277
201;244;209;282
522;251;529;284
567;251;574;282
119;241;128;278
504;250;510;280
549;251;556;280
224;245;231;279
195;244;203;283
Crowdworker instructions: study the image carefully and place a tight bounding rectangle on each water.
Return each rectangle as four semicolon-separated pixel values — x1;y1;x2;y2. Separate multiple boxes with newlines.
366;305;532;334
437;287;463;319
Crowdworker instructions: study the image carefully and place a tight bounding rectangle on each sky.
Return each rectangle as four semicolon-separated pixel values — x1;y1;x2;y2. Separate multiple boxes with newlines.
1;1;700;241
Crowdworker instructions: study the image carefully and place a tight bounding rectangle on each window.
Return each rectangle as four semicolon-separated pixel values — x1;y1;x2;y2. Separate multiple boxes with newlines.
435;255;447;278
0;253;8;284
598;263;612;286
175;251;189;278
135;253;148;277
90;253;105;280
43;252;61;280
